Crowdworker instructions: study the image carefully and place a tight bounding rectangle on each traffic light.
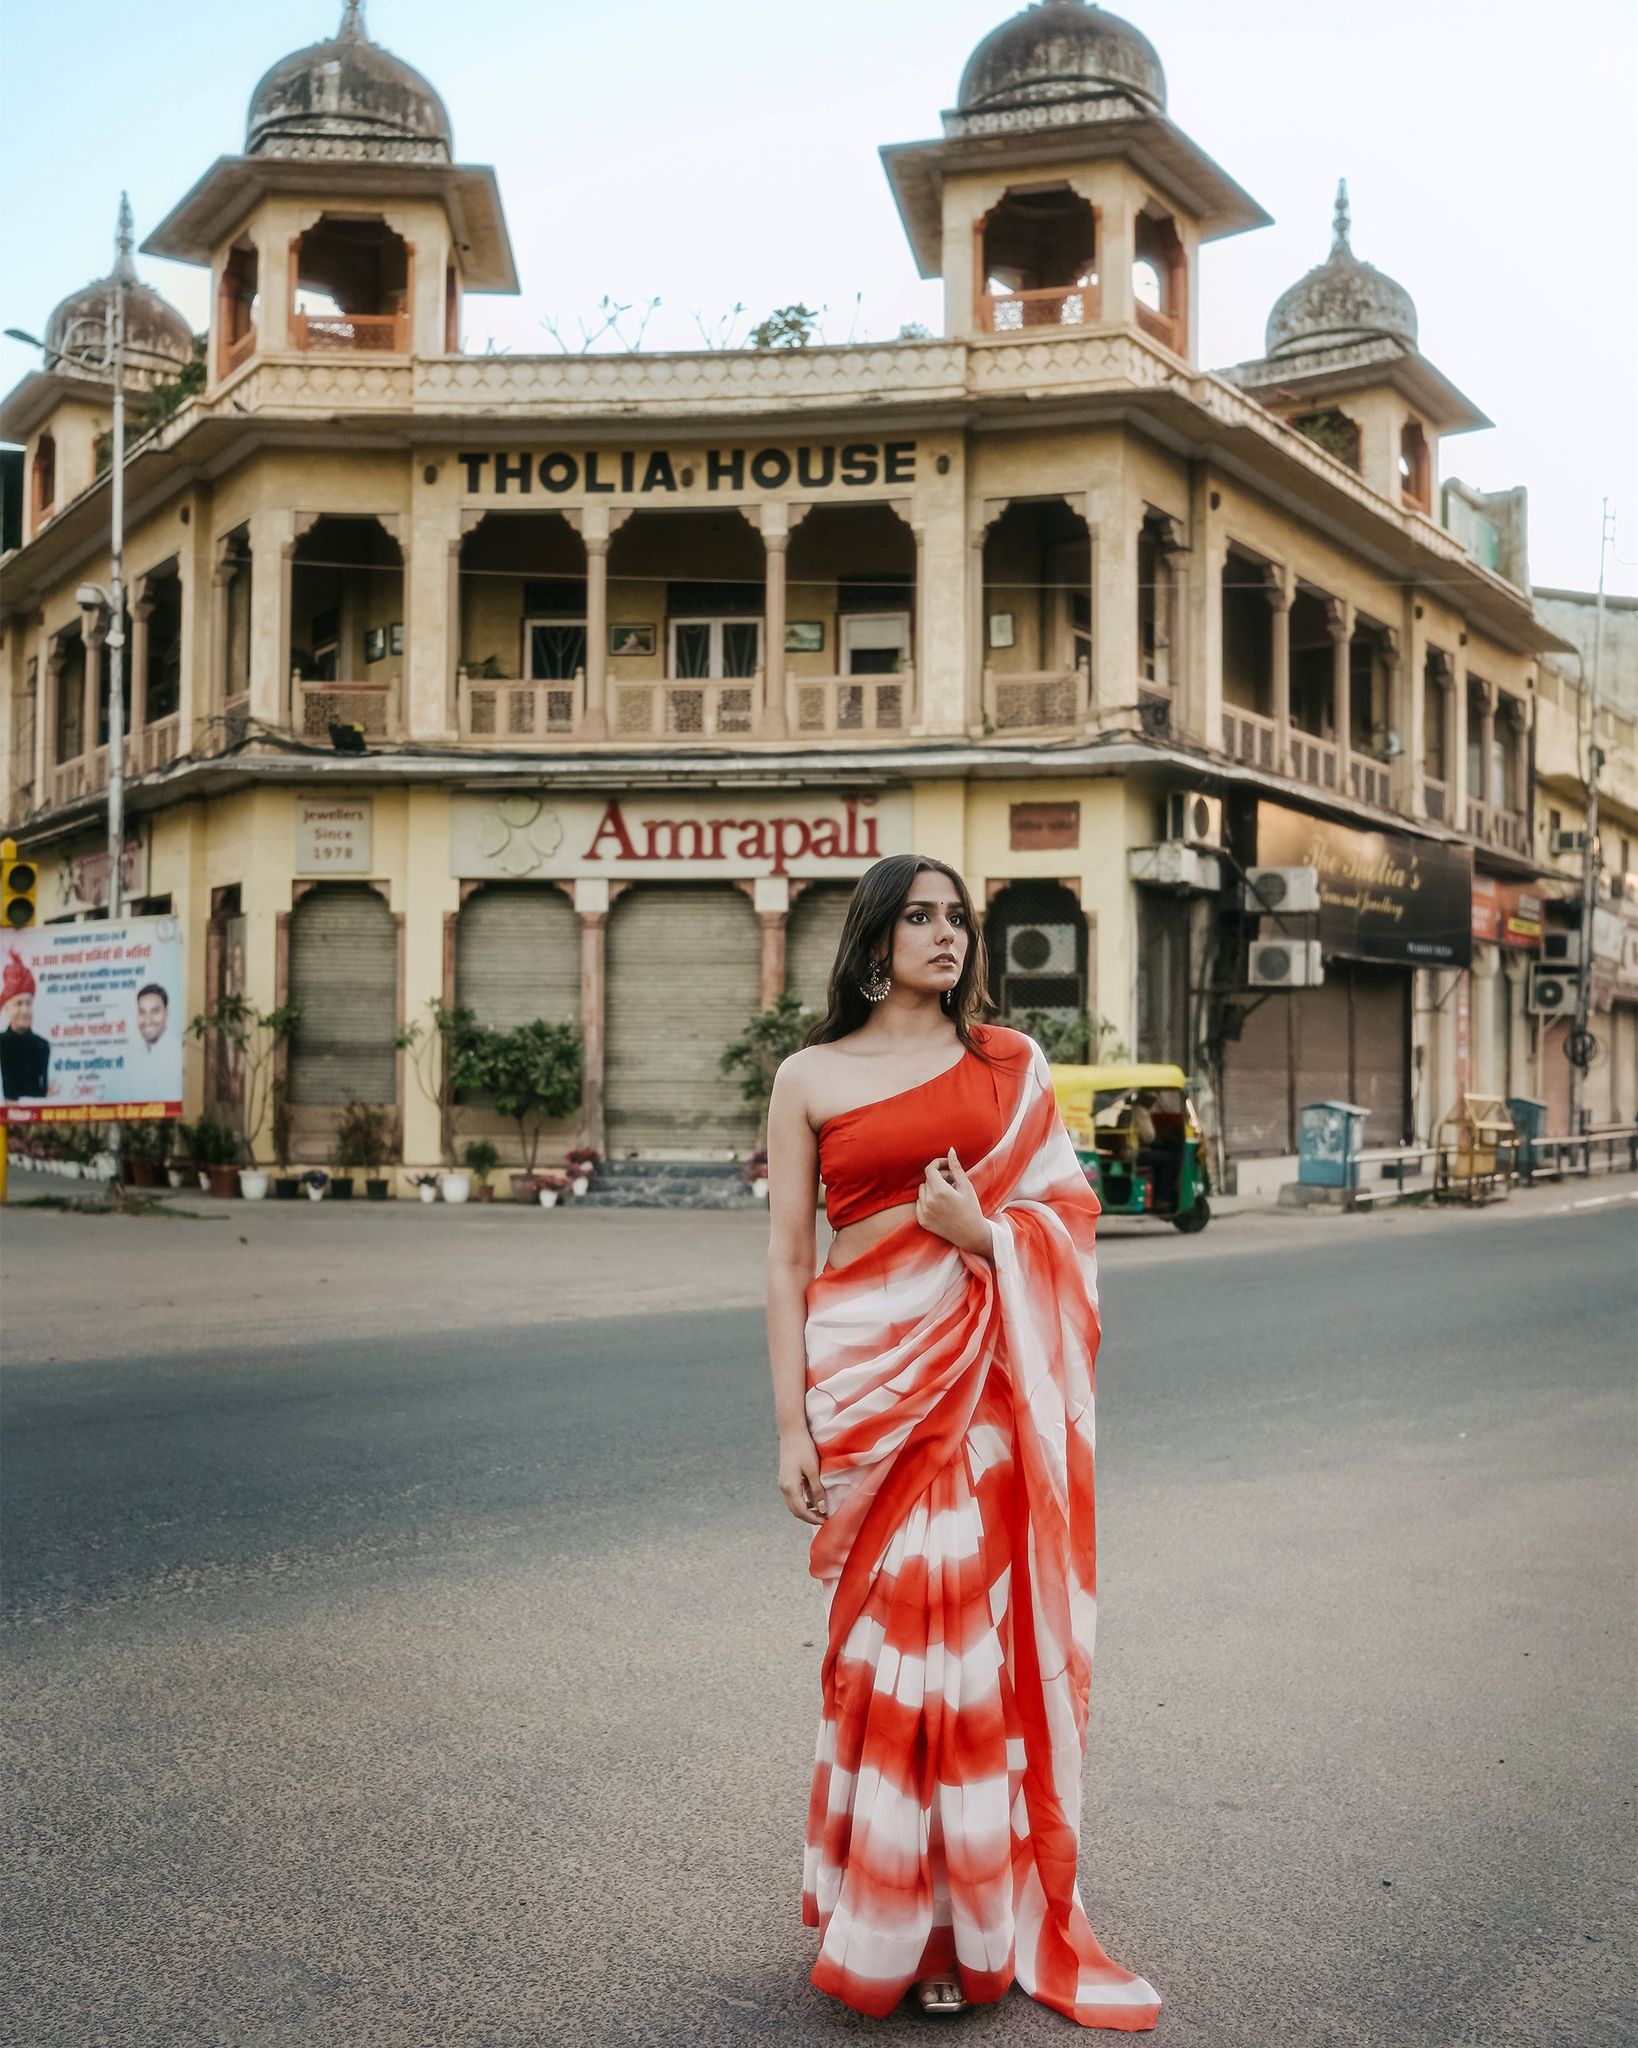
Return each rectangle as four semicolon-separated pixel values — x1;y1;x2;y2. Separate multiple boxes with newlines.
1;838;38;928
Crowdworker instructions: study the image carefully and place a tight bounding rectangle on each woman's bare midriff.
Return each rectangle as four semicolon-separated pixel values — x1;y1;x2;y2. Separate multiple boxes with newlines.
824;1199;920;1272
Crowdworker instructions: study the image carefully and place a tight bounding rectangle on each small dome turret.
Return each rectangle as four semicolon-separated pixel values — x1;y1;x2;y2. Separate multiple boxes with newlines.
246;0;452;162
1265;181;1418;358
957;0;1166;119
45;195;193;380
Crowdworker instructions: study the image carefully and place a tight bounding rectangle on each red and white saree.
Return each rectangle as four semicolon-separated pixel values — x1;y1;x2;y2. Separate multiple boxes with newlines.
801;1032;1160;2029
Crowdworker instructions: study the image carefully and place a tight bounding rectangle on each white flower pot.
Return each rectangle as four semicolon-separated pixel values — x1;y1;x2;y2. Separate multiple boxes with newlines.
167;1167;188;1188
418;1183;438;1204
197;1171;211;1191
571;1174;590;1197
538;1188;560;1209
439;1171;471;1206
304;1183;326;1202
240;1171;269;1201
751;1177;769;1200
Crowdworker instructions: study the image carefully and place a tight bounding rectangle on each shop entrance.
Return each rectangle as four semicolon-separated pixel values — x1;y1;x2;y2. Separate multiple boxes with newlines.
1221;963;1409;1157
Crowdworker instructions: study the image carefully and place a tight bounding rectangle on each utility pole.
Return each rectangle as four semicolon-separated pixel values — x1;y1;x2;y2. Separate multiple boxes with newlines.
1567;498;1614;1134
105;195;132;920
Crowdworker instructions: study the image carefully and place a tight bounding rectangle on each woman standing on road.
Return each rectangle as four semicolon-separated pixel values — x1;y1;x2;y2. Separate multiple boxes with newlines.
763;853;1161;2029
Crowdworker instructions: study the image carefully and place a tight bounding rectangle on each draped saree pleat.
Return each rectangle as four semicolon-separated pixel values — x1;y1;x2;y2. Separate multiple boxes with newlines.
800;1031;1160;2029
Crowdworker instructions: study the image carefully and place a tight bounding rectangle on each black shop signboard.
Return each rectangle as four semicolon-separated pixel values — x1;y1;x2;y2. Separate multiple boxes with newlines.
1257;803;1473;968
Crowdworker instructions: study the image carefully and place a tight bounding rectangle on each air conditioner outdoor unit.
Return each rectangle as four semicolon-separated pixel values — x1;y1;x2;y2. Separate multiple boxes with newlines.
1006;922;1078;977
1243;865;1320;915
1166;790;1223;849
1541;930;1582;968
1552;830;1588;856
1248;939;1324;989
1527;963;1579;1017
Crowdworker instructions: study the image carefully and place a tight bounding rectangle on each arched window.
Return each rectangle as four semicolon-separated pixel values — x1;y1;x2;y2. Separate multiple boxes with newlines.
1133;205;1186;353
291;215;411;353
1399;420;1431;511
978;185;1098;332
985;880;1089;1049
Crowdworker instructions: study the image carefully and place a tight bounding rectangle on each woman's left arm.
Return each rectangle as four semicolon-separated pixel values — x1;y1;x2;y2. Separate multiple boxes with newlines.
916;1148;994;1260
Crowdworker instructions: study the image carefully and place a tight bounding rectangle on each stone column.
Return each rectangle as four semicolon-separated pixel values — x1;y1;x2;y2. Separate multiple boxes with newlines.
1267;571;1292;775
1324;598;1354;797
43;640;67;776
1386;629;1415;815
1186;459;1222;751
574;877;610;1152
405;469;463;743
583;533;609;739
910;435;967;737
1478;678;1498;831
247;506;294;732
1447;643;1469;823
761;522;789;740
968;526;989;735
81;615;104;760
753;875;791;1008
129;591;152;760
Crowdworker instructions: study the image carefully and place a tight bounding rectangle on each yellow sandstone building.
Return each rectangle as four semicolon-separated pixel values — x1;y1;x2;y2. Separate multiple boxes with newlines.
4;0;1633;1187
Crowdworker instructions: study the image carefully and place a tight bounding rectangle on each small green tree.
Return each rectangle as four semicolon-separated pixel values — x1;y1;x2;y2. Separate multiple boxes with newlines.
721;991;819;1134
1015;1010;1130;1066
188;994;302;1165
746;303;822;350
445;1017;583;1174
394;998;468;1164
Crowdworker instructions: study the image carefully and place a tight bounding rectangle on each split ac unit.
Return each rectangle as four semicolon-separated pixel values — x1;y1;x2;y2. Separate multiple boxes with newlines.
1166;790;1223;850
1243;865;1320;915
1248;938;1324;989
1527;963;1579;1017
1006;922;1078;977
1541;930;1582;968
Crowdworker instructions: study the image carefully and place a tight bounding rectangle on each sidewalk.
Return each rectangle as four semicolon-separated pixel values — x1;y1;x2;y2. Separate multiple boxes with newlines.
4;1160;1633;1372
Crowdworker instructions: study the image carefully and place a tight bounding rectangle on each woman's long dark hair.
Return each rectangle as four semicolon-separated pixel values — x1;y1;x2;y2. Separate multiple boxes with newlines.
805;854;996;1053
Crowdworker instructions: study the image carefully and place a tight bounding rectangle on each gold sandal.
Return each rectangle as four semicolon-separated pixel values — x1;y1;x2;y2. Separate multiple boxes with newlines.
914;1976;967;2015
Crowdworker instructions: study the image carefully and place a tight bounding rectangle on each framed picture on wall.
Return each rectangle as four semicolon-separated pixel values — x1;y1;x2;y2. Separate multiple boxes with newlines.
988;612;1015;650
785;621;825;654
364;626;387;664
388;622;404;656
610;624;656;657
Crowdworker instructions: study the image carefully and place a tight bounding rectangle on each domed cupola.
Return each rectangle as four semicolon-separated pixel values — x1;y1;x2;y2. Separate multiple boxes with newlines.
45;197;194;383
957;0;1167;120
246;0;452;163
1265;182;1418;359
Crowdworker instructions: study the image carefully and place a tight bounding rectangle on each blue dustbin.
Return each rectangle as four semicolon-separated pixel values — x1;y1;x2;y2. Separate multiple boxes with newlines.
1298;1101;1368;1189
1505;1096;1546;1183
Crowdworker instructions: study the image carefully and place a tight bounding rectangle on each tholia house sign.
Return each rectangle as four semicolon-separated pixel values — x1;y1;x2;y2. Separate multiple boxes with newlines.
456;442;917;497
451;792;910;881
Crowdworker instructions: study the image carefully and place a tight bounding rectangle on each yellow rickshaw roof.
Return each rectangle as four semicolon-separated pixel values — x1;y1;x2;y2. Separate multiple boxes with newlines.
1050;1062;1191;1095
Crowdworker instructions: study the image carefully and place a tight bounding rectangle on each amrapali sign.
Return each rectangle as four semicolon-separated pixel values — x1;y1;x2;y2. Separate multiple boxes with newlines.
1258;804;1473;968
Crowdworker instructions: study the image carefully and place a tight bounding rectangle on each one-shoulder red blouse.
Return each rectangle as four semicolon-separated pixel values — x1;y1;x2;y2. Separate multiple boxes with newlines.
817;1023;1029;1231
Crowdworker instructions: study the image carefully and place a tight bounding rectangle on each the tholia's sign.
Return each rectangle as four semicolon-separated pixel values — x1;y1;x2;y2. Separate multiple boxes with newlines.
456;442;916;498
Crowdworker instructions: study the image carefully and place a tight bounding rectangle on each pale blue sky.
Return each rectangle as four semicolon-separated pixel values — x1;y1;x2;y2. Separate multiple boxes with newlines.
3;0;1634;594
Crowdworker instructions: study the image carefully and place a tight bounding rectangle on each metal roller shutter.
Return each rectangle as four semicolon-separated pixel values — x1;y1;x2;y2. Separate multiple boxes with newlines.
455;885;580;1028
1614;1005;1638;1124
605;885;762;1152
1221;992;1292;1156
287;883;397;1105
1346;966;1408;1146
787;884;853;1020
1292;978;1351;1112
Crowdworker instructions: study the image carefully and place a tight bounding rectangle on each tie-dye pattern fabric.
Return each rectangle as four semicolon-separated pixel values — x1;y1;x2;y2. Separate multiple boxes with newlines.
800;1029;1160;2029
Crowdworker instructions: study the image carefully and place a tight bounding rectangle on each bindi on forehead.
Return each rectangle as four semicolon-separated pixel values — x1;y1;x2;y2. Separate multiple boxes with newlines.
902;896;962;911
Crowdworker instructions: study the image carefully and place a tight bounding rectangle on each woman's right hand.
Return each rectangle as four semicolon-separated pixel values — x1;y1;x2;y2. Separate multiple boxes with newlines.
778;1431;829;1526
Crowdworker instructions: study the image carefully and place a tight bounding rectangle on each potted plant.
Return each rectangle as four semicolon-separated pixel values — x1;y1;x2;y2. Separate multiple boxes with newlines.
302;1168;329;1203
191;1117;243;1197
120;1120;168;1188
189;994;302;1198
741;1147;770;1199
439;1167;472;1205
411;1171;441;1205
463;1139;498;1201
335;1095;394;1199
394;997;467;1188
721;991;818;1143
565;1143;601;1198
536;1169;571;1210
168;1120;197;1188
444;1015;584;1203
272;1099;300;1200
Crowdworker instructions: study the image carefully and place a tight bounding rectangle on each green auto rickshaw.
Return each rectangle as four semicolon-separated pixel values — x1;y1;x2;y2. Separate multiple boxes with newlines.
1050;1061;1212;1231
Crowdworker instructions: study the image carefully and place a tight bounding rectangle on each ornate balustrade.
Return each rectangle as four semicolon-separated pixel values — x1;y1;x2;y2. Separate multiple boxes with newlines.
291;309;407;353
1288;728;1340;793
295;677;399;742
1423;777;1448;823
613;676;759;741
984;668;1086;735
792;671;910;737
1222;704;1279;771
459;673;578;742
979;284;1101;333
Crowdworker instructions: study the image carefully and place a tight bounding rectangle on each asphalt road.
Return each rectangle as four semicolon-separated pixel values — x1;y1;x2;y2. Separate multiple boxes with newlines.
3;1199;1635;2048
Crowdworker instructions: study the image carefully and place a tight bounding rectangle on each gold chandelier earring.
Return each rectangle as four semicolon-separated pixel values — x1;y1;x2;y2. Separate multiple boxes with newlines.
859;956;892;1003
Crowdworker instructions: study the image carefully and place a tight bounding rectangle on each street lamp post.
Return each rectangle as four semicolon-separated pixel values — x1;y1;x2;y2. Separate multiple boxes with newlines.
1567;499;1614;1136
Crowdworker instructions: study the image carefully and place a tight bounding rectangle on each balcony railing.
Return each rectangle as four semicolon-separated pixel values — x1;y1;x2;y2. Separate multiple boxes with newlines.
290;309;408;353
614;677;758;741
1469;804;1530;855
1424;776;1448;823
1349;754;1394;809
220;326;257;376
793;672;910;737
1222;705;1280;772
985;668;1086;734
295;678;399;742
979;284;1101;334
1288;728;1340;793
138;716;181;773
459;673;579;741
45;718;181;808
